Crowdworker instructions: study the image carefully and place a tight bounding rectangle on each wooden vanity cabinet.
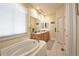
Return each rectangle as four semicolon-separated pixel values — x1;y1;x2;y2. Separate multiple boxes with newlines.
43;32;49;42
31;32;49;42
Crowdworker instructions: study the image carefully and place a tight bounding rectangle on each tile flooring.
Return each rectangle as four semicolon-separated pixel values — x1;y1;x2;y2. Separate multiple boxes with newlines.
46;38;57;56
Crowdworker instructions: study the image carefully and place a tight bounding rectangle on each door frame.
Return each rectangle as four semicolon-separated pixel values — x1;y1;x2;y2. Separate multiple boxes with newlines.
65;3;77;56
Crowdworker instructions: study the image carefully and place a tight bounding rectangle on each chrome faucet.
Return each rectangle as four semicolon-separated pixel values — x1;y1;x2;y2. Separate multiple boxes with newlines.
37;39;40;42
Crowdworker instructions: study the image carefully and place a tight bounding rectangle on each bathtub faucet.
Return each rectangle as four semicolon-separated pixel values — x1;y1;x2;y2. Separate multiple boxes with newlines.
37;39;40;42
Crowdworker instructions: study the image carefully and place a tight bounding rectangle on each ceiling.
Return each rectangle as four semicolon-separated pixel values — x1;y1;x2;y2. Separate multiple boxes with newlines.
30;3;64;15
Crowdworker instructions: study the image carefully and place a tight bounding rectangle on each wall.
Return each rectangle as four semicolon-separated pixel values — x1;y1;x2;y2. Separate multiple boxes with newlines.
0;4;30;49
48;15;56;40
77;4;79;56
30;16;38;32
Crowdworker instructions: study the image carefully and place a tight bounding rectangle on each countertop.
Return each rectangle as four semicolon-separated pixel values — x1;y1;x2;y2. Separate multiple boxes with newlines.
32;30;49;35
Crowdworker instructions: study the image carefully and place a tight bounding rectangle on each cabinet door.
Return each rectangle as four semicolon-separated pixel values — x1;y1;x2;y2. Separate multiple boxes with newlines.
31;34;37;39
43;32;49;42
37;34;42;40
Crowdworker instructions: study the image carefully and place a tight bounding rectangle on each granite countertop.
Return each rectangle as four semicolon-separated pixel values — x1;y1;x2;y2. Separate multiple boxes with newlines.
32;30;49;34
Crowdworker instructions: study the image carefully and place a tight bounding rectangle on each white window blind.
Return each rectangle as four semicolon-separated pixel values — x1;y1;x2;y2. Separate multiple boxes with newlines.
0;4;27;37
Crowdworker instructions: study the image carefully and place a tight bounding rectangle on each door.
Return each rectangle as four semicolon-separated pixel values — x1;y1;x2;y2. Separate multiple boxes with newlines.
77;16;79;55
56;16;65;56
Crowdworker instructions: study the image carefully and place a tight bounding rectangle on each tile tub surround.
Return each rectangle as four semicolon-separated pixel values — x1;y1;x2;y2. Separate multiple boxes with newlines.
0;34;30;49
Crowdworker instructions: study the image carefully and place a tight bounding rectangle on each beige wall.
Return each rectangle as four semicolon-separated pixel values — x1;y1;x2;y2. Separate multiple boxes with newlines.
77;4;79;56
56;6;64;17
30;16;38;32
48;15;56;39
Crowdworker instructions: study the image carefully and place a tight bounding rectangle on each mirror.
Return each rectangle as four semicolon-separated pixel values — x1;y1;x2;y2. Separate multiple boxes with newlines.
30;16;39;33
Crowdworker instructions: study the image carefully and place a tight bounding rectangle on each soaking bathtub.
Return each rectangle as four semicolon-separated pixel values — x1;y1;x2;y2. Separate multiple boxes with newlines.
0;39;47;56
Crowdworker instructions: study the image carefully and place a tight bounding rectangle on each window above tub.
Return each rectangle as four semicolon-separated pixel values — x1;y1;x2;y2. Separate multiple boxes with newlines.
0;3;28;37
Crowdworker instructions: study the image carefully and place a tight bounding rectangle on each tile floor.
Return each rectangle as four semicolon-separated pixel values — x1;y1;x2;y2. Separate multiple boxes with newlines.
46;38;57;56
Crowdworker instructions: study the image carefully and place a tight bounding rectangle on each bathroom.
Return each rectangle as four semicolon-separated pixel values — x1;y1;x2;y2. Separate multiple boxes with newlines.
0;3;78;56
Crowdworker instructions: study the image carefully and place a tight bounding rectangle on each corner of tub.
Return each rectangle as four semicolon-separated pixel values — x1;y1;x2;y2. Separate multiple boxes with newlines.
0;49;1;56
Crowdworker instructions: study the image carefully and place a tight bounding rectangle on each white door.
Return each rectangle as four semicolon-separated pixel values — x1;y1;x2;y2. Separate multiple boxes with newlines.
56;16;65;56
77;16;79;55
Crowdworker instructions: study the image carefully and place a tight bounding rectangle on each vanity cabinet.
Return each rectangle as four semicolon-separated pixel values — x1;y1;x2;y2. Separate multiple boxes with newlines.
43;32;49;41
31;32;49;42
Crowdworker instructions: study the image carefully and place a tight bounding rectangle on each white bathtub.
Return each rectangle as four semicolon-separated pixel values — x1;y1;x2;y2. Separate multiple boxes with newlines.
0;39;46;56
